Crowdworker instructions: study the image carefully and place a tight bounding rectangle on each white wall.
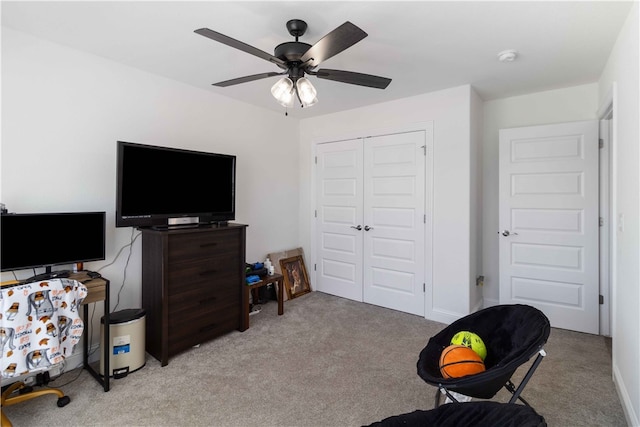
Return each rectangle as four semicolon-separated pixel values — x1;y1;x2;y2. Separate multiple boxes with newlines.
1;28;301;345
598;3;640;425
299;85;474;323
481;83;599;306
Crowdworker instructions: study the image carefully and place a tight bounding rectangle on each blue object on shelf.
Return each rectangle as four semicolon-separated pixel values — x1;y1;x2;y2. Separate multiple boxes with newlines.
246;275;261;284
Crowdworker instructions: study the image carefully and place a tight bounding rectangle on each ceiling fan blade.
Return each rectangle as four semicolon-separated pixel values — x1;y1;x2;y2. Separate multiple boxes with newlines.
315;69;392;89
213;72;282;87
195;28;287;69
300;22;367;68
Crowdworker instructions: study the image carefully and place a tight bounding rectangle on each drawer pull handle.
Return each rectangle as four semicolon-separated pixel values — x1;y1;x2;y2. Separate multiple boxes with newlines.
200;323;218;333
200;242;218;248
199;269;217;276
199;296;217;305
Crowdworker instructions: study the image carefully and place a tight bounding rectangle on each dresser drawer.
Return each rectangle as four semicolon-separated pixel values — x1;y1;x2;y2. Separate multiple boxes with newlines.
168;308;239;356
167;255;240;296
168;229;241;264
168;278;240;318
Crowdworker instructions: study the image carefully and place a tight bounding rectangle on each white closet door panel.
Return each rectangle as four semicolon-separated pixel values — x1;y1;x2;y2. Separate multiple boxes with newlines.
363;132;426;316
316;139;364;301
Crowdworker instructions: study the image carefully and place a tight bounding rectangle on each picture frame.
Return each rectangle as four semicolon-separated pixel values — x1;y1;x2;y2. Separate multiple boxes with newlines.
279;255;311;299
268;247;307;301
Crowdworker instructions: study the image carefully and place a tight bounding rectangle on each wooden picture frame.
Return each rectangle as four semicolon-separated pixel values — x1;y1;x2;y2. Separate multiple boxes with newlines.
280;255;311;299
268;247;307;301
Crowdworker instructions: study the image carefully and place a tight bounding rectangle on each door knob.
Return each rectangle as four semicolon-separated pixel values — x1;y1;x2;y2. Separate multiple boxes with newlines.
350;225;362;231
500;230;518;236
364;225;373;231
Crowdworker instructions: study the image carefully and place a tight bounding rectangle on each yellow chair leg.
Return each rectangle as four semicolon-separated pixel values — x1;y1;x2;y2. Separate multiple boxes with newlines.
1;409;14;427
1;382;68;427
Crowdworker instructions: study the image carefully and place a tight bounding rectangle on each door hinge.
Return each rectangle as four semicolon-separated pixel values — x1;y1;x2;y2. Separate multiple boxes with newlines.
421;145;426;155
314;264;317;271
599;294;604;304
424;214;426;224
599;139;604;149
315;156;318;164
423;283;425;292
315;209;317;218
599;217;603;227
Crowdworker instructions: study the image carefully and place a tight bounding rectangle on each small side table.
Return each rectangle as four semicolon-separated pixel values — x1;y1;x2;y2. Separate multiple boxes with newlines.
70;271;110;392
240;273;284;331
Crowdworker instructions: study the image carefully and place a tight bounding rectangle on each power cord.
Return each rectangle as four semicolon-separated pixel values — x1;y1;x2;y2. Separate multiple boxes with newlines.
113;228;138;311
96;228;140;312
49;364;84;388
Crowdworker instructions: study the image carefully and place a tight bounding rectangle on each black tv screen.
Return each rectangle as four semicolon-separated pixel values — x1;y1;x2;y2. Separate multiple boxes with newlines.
116;141;236;228
1;212;106;272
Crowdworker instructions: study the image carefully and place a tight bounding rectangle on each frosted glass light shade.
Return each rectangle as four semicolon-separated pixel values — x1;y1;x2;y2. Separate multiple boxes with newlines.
302;96;318;108
296;77;317;105
271;77;294;107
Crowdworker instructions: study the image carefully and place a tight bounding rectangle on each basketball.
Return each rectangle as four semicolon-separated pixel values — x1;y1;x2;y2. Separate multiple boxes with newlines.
450;330;487;361
439;345;486;378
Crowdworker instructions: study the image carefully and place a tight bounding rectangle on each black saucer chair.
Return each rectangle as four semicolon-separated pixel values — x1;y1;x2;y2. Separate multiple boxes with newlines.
417;304;550;408
367;401;546;427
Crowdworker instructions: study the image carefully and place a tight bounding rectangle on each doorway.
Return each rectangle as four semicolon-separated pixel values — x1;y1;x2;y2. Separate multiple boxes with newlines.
498;120;600;334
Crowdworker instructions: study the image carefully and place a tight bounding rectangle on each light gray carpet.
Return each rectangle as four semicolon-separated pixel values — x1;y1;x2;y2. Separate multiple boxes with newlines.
2;292;627;426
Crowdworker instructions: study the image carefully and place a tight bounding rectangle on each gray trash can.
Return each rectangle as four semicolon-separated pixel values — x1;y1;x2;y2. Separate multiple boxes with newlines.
100;308;146;378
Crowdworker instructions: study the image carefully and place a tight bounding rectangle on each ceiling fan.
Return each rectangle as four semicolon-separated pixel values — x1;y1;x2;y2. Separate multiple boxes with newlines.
194;19;392;109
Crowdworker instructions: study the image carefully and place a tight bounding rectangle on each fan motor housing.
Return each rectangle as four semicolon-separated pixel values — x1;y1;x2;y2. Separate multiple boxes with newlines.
274;42;312;62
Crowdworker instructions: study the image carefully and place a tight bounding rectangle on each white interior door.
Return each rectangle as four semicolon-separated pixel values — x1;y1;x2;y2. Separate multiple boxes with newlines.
316;139;364;301
363;132;426;316
499;120;599;334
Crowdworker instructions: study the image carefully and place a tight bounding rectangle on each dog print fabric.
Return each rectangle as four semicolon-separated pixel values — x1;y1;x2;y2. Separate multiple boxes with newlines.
0;279;87;379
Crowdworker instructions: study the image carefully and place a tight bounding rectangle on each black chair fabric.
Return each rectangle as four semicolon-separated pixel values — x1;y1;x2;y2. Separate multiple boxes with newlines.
417;304;550;399
366;401;546;427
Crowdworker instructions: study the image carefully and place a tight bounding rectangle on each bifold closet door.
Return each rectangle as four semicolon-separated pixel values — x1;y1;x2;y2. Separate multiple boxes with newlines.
316;131;426;316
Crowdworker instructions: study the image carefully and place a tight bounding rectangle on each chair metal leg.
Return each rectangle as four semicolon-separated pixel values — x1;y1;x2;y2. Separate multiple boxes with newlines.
507;349;547;404
435;386;459;407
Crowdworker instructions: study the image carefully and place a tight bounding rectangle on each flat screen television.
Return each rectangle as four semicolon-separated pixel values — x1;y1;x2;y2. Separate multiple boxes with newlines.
116;141;236;228
1;212;106;280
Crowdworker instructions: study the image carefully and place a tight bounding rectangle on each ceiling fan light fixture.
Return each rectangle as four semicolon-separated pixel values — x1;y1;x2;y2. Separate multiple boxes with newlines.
296;77;317;105
278;91;295;108
271;77;294;104
301;96;318;108
198;20;391;111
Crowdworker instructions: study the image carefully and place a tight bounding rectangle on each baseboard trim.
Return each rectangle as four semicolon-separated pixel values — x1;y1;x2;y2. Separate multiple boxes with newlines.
471;299;483;313
612;361;639;427
427;308;466;325
63;343;101;372
428;300;490;325
482;297;499;308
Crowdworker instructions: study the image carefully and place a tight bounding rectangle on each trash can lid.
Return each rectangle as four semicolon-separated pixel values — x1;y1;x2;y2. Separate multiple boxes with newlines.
101;308;146;325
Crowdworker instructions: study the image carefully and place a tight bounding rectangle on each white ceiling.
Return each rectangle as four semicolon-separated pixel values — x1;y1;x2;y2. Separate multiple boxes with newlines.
1;1;634;119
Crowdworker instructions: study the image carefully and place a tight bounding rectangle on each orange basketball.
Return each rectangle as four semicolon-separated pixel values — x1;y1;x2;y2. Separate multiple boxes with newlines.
439;344;486;378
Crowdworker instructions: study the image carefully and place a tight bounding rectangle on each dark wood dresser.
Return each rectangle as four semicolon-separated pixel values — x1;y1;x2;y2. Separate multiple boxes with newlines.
140;223;247;366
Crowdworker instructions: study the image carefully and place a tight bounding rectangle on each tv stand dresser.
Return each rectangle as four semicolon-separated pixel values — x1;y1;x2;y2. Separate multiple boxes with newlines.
140;223;247;366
